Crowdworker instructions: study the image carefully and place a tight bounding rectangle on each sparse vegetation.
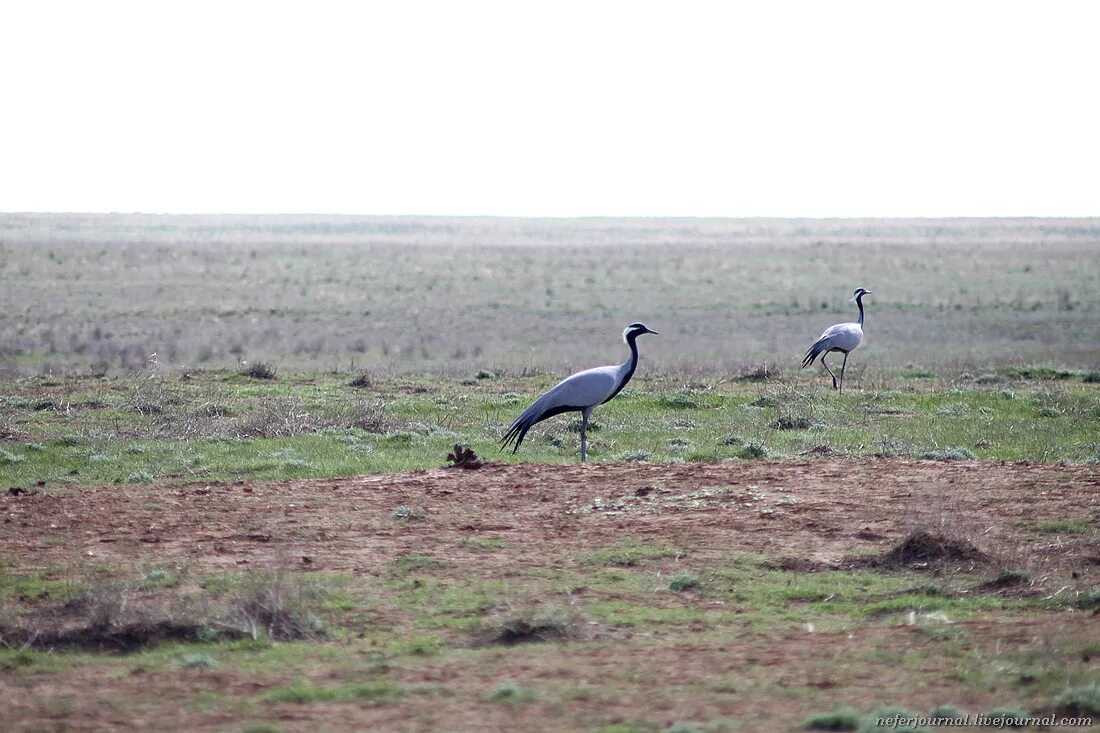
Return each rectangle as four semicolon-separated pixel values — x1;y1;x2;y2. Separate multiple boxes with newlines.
982;707;1029;727
1054;684;1100;715
916;447;976;460
486;682;535;704
1;216;1098;731
262;681;404;704
802;707;861;730
668;572;703;592
478;605;577;646
391;506;426;521
243;361;277;380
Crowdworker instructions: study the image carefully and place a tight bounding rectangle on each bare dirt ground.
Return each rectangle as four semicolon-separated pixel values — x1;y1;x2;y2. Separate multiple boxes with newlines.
5;459;1099;579
3;459;1099;732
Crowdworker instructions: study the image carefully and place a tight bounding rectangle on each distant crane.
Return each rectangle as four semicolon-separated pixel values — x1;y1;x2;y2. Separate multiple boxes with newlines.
801;288;872;393
501;322;658;462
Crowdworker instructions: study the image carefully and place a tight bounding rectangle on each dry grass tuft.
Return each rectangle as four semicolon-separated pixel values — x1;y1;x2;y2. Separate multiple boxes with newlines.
0;569;329;651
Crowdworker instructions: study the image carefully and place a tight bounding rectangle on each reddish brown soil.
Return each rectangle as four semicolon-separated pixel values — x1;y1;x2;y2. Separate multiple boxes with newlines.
2;459;1099;732
4;459;1098;580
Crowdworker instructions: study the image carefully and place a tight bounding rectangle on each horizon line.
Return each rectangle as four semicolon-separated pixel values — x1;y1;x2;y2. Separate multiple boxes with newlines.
3;211;1099;221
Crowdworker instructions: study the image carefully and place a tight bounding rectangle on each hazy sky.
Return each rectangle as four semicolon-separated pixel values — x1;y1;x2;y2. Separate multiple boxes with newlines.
2;1;1098;217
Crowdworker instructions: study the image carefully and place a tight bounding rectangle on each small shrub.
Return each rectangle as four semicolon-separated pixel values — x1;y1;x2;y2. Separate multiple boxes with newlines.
0;651;39;671
475;369;495;380
243;361;277;380
1074;588;1100;610
1084;371;1100;384
391;506;425;521
382;430;417;444
801;707;860;731
0;449;26;465
176;653;216;669
668;572;702;592
486;682;535;704
347;371;372;388
126;471;155;484
738;442;768;459
142;569;178;587
1054;684;1100;715
219;570;328;641
719;435;743;446
774;413;813;430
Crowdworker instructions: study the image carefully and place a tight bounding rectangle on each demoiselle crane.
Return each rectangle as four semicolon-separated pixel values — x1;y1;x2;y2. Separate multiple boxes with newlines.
801;288;872;393
501;322;658;462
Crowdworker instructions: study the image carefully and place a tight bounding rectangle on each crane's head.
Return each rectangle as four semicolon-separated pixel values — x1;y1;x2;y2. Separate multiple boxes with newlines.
849;287;872;302
623;322;658;343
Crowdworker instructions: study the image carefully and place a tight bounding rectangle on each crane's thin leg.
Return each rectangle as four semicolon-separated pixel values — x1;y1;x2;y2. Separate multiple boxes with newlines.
580;407;593;463
839;352;849;394
821;352;838;390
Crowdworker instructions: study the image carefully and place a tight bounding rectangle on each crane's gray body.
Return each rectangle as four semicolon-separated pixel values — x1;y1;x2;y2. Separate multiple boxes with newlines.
802;288;871;393
501;323;657;462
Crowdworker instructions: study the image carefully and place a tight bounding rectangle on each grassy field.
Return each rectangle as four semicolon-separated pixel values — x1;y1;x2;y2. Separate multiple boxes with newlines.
2;214;1099;376
1;368;1099;489
1;215;1099;731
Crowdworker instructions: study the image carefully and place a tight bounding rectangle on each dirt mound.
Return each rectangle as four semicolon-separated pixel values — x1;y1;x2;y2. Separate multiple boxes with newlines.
470;607;584;647
977;569;1032;592
878;530;988;568
16;620;214;652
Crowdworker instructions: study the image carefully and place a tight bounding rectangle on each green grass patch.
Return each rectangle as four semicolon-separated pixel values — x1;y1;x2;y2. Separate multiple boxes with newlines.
3;372;1100;491
578;540;683;567
261;681;404;704
1028;520;1094;535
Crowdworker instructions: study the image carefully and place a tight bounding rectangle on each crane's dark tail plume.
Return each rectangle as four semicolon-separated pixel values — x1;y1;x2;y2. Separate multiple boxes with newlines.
500;415;535;454
801;338;828;369
500;401;575;454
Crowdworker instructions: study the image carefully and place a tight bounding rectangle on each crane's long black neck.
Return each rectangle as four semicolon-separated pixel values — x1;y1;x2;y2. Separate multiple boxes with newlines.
856;293;866;327
602;333;640;404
